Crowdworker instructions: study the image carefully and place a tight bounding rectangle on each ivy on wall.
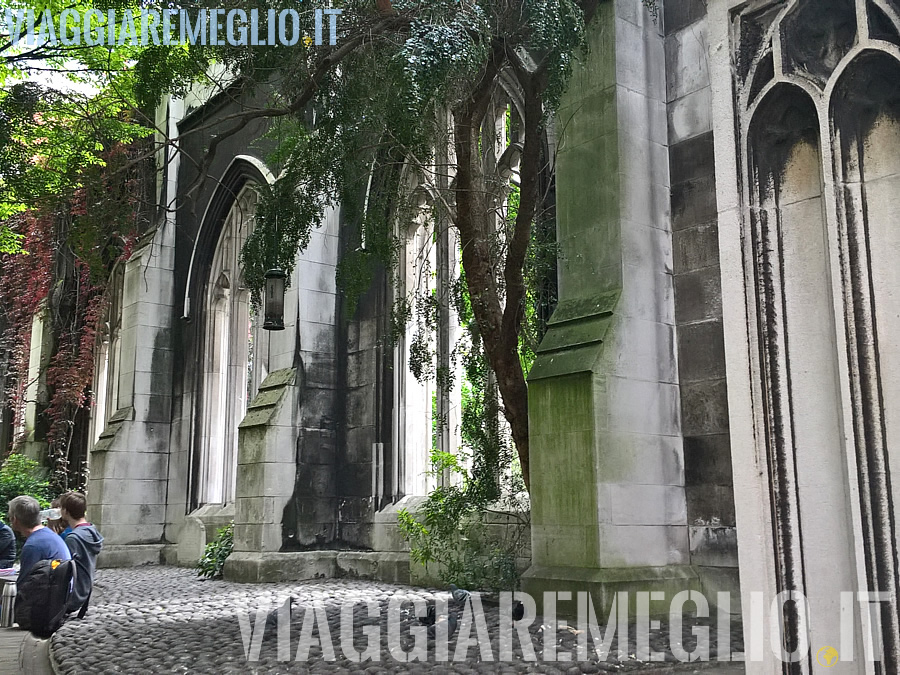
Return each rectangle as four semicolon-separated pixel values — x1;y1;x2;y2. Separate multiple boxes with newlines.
0;144;149;491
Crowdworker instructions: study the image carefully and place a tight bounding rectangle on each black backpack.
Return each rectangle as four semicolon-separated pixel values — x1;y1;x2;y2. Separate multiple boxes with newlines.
15;558;75;637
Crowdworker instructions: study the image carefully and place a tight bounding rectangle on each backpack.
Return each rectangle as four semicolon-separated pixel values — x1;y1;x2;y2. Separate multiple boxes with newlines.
15;558;75;637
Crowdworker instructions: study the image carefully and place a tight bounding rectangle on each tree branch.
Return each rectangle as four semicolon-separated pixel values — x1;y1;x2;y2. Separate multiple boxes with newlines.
501;58;543;350
183;13;412;199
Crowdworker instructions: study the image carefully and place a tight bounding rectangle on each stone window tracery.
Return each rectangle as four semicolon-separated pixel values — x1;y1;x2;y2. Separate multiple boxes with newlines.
197;186;261;505
730;0;900;666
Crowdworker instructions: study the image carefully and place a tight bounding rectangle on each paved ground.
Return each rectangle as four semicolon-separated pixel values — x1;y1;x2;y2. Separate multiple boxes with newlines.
50;568;746;674
0;627;28;671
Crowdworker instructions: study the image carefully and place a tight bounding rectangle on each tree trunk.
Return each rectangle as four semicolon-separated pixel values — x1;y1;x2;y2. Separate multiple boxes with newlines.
451;63;535;489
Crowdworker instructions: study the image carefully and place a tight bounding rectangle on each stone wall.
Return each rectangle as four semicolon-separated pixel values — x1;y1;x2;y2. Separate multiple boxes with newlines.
89;213;175;562
278;206;341;550
664;0;739;598
335;266;394;550
374;498;532;589
167;91;276;546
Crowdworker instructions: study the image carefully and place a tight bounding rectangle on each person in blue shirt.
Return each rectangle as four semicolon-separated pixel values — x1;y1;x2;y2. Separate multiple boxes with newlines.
0;518;15;568
7;495;70;584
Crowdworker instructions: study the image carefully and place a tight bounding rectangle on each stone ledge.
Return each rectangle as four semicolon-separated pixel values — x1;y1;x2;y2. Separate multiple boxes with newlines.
259;368;296;390
239;368;296;429
548;291;619;325
108;406;135;423
93;407;134;452
224;551;337;583
522;564;700;617
336;552;410;585
531;292;621;378
97;544;166;568
224;551;410;585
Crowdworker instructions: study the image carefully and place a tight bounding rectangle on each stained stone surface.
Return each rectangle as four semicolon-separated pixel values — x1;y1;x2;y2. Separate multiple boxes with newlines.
51;568;745;674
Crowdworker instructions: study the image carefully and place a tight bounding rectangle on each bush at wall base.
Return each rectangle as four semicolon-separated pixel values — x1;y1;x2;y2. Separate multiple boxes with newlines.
197;521;234;579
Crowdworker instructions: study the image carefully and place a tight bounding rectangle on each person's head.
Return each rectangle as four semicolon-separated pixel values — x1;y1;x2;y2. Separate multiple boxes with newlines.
7;495;41;536
59;491;87;525
47;497;65;534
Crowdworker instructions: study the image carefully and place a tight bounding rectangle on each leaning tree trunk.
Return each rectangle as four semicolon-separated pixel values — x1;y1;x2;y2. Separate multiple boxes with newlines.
449;51;545;490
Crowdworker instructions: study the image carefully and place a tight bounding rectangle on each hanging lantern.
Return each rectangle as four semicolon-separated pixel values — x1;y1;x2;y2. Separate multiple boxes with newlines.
263;268;286;331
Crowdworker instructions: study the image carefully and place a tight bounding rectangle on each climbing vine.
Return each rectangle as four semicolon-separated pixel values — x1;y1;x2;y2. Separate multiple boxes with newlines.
0;211;55;445
0;143;148;490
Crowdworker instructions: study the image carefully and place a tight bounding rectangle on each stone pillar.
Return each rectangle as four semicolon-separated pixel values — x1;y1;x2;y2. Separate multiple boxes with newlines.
89;100;180;568
20;305;51;463
224;368;302;582
665;2;739;601
523;0;694;614
89;221;176;567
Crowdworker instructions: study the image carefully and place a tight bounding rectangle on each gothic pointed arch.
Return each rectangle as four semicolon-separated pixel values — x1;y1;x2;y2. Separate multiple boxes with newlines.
830;48;900;669
183;156;275;321
723;0;900;666
194;185;261;506
182;157;274;509
746;84;845;668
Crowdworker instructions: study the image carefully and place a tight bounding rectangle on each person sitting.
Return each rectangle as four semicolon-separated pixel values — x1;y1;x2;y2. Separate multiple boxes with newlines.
58;491;103;615
7;495;70;585
0;518;15;568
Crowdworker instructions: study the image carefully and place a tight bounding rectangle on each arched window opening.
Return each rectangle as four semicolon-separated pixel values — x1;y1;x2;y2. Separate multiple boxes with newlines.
747;84;857;661
391;90;549;501
90;264;124;448
196;186;262;506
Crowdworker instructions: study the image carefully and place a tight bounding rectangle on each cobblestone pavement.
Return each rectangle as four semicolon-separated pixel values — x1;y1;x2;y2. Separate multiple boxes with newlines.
51;568;745;674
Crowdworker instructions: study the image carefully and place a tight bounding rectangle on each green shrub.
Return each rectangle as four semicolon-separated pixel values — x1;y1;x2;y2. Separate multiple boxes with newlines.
0;453;52;513
398;449;529;594
197;521;234;579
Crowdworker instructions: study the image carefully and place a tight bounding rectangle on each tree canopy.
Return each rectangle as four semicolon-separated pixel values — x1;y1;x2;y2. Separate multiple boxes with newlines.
221;0;601;489
1;0;605;489
0;0;210;250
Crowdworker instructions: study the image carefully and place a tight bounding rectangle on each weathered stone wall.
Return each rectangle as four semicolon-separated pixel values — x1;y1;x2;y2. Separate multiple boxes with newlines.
157;81;342;559
334;266;394;550
373;498;532;588
664;0;739;597
167;91;276;546
278;206;341;550
89;198;176;561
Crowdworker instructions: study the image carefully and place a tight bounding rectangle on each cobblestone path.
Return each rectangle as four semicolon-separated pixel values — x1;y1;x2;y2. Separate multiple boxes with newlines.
50;568;745;674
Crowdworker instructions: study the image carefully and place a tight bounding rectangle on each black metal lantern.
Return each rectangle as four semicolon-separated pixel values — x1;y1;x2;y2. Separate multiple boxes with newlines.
263;268;287;331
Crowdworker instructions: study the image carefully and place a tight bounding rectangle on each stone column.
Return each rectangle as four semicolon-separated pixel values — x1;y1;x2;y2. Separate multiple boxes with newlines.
88;100;180;567
88;222;176;567
523;0;694;614
20;305;51;463
224;368;304;582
